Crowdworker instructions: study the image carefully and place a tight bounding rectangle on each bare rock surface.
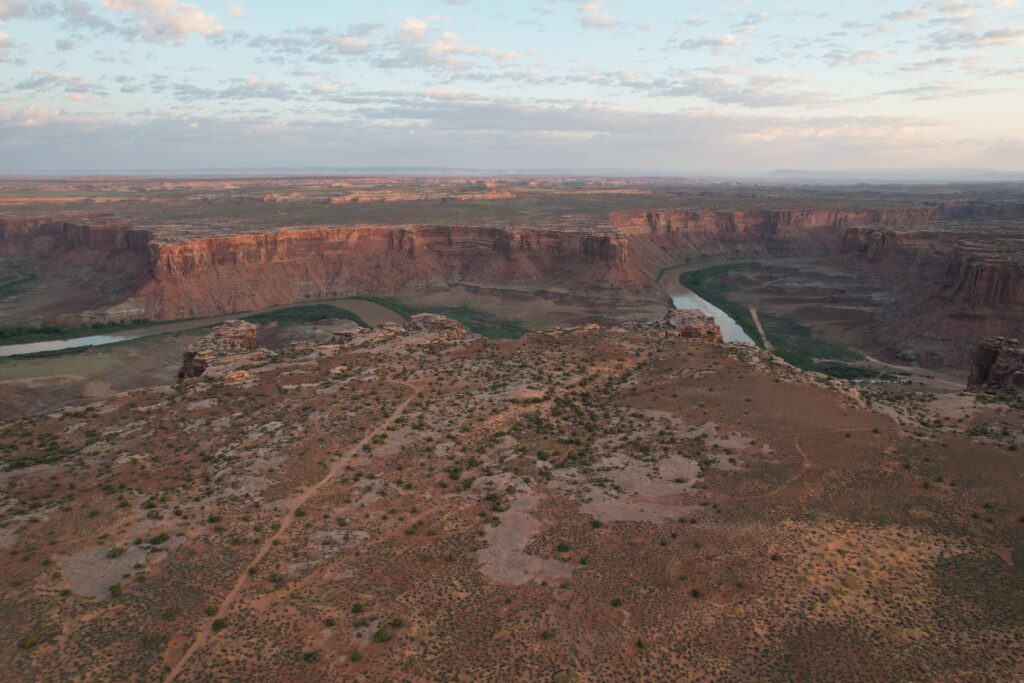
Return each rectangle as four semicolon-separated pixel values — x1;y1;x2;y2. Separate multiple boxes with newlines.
662;308;724;342
969;337;1024;393
178;320;262;380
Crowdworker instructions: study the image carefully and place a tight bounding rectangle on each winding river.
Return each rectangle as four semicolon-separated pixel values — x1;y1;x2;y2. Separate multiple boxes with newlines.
662;263;756;345
671;289;755;344
0;298;404;358
0;278;755;358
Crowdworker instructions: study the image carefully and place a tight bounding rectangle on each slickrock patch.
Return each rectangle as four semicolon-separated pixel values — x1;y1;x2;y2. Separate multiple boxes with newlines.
62;536;184;600
478;493;575;585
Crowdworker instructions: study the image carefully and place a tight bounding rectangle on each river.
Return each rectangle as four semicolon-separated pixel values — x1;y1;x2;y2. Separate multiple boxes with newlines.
0;298;405;358
0;286;755;358
671;289;755;344
660;263;756;345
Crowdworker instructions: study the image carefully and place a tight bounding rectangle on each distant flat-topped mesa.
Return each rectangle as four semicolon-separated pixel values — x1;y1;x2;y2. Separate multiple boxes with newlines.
969;337;1024;393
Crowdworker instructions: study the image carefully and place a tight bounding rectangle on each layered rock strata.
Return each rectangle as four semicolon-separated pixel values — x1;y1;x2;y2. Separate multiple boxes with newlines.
968;337;1024;393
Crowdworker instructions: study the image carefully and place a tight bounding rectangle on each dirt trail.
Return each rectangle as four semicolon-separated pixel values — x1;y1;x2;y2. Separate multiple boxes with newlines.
162;379;421;683
859;352;965;390
748;306;772;350
732;427;901;503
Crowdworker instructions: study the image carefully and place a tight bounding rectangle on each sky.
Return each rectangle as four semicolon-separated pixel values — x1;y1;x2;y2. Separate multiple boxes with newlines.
0;0;1023;175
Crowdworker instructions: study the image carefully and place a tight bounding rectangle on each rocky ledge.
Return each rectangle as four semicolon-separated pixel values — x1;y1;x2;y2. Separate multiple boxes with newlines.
662;309;724;342
968;337;1024;393
178;320;261;380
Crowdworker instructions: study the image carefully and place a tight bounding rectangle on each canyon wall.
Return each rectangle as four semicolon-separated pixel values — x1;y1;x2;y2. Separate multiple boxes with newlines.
2;203;1022;354
0;218;152;255
135;225;640;320
839;227;1024;310
1;220;641;321
611;206;965;277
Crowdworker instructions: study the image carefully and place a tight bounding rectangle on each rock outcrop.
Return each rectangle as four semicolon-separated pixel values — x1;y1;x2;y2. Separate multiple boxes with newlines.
968;337;1024;393
662;309;724;342
178;320;260;380
405;313;469;338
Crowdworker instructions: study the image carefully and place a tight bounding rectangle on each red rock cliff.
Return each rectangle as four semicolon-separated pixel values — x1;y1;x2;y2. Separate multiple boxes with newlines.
132;225;639;320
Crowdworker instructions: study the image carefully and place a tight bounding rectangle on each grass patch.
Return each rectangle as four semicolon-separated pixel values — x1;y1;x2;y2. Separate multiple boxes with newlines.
0;319;154;346
354;297;527;339
681;264;871;379
355;296;417;319
244;304;367;327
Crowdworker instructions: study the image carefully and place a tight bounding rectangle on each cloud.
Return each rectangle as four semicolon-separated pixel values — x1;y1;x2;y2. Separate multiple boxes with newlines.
100;0;223;42
678;34;742;54
578;1;616;29
169;75;295;101
425;30;518;67
877;81;994;99
734;12;768;34
615;72;828;108
247;26;375;63
15;68;107;95
883;6;927;21
0;95;952;176
929;25;1024;48
327;34;369;55
824;49;886;67
400;16;429;42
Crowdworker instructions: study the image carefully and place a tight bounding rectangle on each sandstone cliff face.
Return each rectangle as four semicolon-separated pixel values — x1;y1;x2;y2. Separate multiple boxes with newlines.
0;218;152;255
968;337;1024;393
612;206;958;277
135;225;638;320
839;227;1024;310
3;203;1022;354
